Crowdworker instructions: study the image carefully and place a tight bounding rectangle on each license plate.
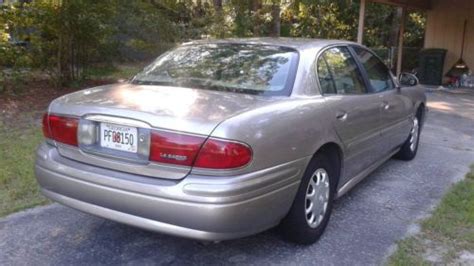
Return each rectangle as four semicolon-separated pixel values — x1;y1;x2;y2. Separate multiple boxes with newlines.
100;122;138;153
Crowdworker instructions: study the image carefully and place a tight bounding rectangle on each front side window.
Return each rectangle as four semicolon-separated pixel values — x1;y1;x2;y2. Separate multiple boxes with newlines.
353;46;394;92
318;47;366;95
131;43;299;96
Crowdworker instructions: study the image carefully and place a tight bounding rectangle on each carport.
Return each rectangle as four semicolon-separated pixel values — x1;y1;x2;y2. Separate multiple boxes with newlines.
357;0;474;81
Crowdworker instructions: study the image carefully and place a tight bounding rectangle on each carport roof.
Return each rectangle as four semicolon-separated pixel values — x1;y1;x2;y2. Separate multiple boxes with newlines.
371;0;431;10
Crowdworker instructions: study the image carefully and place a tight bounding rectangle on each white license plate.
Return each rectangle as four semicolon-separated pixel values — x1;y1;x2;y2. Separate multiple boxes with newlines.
100;122;138;153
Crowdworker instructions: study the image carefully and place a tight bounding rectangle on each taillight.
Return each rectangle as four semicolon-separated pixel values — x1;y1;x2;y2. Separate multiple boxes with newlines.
194;139;252;169
149;130;252;169
149;131;206;166
42;113;53;139
42;113;79;146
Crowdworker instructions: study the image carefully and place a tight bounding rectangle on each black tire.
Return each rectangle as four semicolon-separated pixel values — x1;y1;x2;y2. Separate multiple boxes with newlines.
279;153;337;245
395;108;423;161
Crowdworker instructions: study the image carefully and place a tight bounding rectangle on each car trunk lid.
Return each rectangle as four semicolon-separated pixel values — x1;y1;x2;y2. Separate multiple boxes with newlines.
48;83;280;179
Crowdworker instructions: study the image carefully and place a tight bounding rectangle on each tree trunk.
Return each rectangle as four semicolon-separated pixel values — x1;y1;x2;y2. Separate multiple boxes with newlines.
252;0;261;36
196;0;204;17
213;0;224;38
213;0;222;11
57;34;63;87
69;36;74;81
389;7;403;47
271;0;280;37
387;7;403;70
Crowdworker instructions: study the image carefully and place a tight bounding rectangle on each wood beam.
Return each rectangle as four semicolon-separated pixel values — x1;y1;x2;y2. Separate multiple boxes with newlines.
357;0;366;44
396;7;407;76
370;0;431;10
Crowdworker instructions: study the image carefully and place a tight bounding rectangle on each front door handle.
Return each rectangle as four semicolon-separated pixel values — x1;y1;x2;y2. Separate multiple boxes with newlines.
336;111;348;121
381;101;390;110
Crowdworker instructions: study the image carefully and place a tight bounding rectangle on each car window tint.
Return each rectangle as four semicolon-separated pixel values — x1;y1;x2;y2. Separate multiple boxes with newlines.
131;44;299;96
353;46;394;92
317;56;336;94
322;47;366;95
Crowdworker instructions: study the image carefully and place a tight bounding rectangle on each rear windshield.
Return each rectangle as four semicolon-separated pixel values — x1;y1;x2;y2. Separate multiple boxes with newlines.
131;43;299;96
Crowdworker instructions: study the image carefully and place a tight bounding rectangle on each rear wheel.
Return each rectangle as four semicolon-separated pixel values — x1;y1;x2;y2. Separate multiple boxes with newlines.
395;109;422;161
279;153;336;245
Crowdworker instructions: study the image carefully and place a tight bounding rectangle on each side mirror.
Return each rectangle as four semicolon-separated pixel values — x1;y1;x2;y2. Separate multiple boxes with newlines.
398;72;419;87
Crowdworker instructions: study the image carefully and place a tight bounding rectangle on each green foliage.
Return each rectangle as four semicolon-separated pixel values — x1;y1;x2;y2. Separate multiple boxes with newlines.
0;0;427;92
282;0;356;40
405;12;426;47
1;0;118;87
113;1;178;59
27;0;118;85
0;4;33;93
0;0;180;87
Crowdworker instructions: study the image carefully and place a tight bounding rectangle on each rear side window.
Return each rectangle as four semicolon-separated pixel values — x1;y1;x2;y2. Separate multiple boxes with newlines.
317;47;366;95
353;46;394;92
317;56;336;94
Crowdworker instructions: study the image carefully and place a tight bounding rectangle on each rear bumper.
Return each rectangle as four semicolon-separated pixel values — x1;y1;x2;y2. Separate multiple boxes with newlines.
35;142;306;241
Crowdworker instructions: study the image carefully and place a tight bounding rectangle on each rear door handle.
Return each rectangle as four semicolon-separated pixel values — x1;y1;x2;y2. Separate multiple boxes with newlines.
381;101;390;110
336;111;348;121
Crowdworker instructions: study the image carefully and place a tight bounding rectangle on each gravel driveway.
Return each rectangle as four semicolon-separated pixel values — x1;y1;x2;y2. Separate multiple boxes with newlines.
1;88;474;266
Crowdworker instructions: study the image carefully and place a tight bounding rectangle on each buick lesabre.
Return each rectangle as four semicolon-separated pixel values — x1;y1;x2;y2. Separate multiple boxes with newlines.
35;38;426;244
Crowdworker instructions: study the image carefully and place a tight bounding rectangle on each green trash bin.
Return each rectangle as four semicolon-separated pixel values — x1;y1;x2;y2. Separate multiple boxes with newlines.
417;48;447;86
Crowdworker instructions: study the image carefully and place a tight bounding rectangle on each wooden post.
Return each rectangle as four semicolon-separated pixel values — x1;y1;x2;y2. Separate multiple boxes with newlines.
357;0;366;44
271;0;281;37
396;7;407;76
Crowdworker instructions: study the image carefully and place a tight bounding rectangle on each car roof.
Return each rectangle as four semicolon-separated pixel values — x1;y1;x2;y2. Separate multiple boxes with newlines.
182;37;358;52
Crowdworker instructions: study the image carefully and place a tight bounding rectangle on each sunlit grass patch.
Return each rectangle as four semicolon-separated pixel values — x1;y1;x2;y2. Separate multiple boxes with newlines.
388;166;474;265
0;125;48;217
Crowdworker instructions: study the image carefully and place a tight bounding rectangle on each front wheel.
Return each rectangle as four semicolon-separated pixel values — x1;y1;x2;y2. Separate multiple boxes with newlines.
279;153;336;244
395;111;421;161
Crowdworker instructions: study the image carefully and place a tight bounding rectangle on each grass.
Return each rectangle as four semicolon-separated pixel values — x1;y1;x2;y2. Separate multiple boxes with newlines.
0;123;48;217
64;64;144;89
388;165;474;265
83;64;144;81
0;63;144;217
